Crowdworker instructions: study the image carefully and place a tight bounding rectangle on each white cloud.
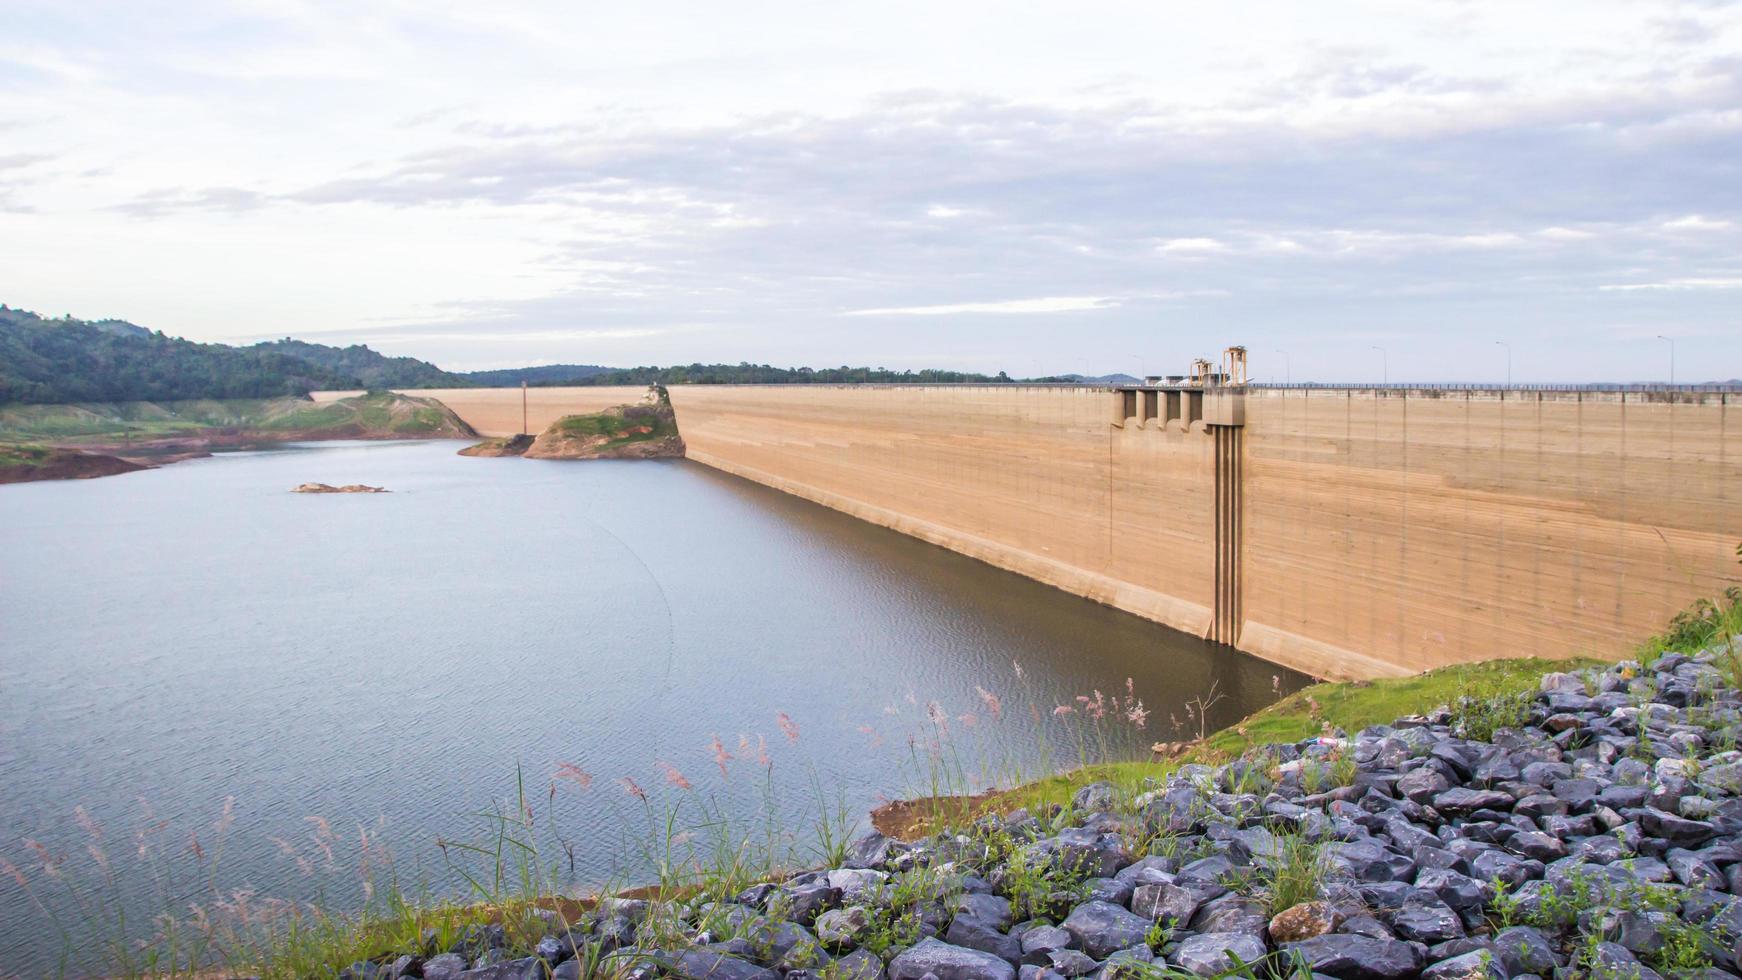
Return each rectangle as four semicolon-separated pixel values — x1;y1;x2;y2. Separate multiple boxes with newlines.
1599;277;1742;291
1156;237;1230;254
2;0;1741;378
841;297;1117;316
1661;214;1733;231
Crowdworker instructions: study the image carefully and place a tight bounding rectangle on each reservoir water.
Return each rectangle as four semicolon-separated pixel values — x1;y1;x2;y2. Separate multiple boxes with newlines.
0;440;1305;972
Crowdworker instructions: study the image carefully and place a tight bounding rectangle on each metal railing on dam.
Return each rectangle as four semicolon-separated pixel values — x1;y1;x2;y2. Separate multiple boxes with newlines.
393;382;1742;681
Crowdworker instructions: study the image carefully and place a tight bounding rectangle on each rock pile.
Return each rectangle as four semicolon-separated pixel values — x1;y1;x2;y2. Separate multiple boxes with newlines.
349;645;1742;980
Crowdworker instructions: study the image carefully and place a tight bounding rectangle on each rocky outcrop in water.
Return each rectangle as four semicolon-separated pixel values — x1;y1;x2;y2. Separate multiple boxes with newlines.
291;483;389;493
343;643;1742;980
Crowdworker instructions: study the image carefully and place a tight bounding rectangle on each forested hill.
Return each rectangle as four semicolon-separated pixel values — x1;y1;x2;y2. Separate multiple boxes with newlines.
250;338;467;388
0;302;1102;405
500;363;1020;386
460;363;613;386
0;306;466;404
0;307;362;404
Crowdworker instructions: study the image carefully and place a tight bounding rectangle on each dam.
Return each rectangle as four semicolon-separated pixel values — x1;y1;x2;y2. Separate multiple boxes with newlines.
410;380;1742;681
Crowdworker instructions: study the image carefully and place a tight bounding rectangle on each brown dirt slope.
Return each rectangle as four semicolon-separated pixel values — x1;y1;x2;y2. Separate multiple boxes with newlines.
0;445;146;484
458;433;535;457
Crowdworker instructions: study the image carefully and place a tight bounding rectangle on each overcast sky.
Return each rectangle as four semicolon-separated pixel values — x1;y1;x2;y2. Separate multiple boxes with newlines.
2;1;1739;381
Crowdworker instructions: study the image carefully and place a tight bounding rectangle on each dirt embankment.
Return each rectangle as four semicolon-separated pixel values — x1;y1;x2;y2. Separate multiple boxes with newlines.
458;433;535;457
0;446;147;484
0;392;478;484
458;387;684;461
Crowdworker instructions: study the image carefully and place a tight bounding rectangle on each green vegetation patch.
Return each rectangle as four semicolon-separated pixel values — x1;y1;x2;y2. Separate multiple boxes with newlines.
0;443;53;468
553;405;677;448
988;655;1598;817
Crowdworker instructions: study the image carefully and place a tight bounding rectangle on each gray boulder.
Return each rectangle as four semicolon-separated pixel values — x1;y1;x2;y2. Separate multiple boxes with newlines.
1020;925;1075;963
945;915;1022;965
1432;789;1514;815
1419;950;1502;980
1389;894;1464;945
1491;927;1559;976
829;869;892;905
1129;882;1199;924
1169;932;1266;976
660;950;781;980
422;954;470;980
834;950;887;980
1072;782;1116;813
889;938;1018;980
949;894;1015;932
1282;934;1425;980
846;833;897;869
1586;941;1665;980
1044;949;1099;977
1641;808;1718;847
1062;901;1151;960
818;907;874;949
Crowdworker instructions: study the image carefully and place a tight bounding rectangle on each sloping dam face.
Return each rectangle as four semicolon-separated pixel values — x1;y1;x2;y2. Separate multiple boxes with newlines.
430;384;1742;680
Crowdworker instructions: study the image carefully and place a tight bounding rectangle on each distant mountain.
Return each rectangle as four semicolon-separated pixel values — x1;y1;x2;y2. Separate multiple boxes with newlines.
0;306;358;404
461;363;614;386
250;338;467;388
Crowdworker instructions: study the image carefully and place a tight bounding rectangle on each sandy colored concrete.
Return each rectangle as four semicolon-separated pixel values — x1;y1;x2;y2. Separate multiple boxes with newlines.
371;387;653;438
1240;387;1742;676
671;383;1225;651
668;385;1741;681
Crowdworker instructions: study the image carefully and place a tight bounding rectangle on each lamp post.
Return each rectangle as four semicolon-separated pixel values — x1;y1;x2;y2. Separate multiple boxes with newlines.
1371;345;1388;385
1657;335;1675;386
1274;348;1290;385
1496;341;1511;387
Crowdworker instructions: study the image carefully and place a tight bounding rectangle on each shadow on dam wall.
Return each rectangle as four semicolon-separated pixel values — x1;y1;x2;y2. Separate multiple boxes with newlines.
397;382;1742;681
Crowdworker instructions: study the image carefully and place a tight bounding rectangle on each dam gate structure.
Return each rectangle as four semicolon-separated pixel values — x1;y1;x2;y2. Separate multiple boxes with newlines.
408;378;1742;681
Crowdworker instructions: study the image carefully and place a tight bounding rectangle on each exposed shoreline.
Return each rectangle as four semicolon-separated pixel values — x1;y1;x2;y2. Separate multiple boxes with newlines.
0;392;477;485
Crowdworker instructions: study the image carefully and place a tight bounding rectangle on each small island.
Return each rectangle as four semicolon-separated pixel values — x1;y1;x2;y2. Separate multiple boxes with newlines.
290;483;389;493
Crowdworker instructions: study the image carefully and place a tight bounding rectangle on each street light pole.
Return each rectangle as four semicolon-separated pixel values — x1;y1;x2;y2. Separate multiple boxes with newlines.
1657;335;1675;386
1371;345;1388;385
1274;349;1290;385
1495;341;1511;387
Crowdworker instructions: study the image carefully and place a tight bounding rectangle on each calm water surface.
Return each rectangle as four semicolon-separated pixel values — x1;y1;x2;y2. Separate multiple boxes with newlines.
0;440;1304;971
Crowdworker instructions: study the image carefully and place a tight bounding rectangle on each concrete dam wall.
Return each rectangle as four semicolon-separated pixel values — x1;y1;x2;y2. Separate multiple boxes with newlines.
668;385;1742;680
424;384;1741;680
